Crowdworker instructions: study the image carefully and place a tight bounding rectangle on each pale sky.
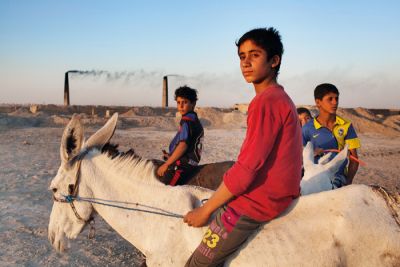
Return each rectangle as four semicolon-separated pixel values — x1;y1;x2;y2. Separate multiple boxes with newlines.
1;0;399;108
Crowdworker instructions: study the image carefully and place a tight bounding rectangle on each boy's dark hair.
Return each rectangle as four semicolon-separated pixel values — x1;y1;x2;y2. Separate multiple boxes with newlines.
174;85;198;103
314;83;340;100
236;27;284;76
297;107;312;117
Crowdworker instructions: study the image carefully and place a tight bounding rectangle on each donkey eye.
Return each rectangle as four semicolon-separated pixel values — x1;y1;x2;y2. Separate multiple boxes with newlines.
68;184;75;194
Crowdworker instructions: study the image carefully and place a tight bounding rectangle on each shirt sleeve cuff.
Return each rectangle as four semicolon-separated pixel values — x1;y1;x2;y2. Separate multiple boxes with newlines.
345;138;361;149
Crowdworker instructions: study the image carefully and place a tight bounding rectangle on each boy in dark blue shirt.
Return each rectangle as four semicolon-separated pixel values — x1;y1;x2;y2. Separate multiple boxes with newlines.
157;86;204;186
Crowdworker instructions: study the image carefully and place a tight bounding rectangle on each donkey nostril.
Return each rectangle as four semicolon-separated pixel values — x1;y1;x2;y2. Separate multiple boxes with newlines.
52;188;57;193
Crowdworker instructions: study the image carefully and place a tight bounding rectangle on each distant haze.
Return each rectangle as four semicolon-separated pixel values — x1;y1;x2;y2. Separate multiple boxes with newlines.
2;68;398;109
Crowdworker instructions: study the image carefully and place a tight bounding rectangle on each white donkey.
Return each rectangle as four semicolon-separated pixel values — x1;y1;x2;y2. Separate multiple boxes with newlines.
48;114;400;266
301;141;348;195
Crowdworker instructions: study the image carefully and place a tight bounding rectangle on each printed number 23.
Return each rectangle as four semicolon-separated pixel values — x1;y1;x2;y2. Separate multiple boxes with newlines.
202;229;220;248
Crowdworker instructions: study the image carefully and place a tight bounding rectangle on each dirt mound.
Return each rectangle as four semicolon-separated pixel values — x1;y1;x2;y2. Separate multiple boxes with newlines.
120;116;177;130
120;109;138;117
382;115;400;131
221;111;247;128
337;108;399;137
0;113;45;127
50;115;70;125
354;107;377;120
8;107;32;116
196;107;246;128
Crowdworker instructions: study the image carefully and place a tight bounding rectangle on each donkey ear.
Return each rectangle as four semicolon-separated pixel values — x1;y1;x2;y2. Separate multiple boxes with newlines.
303;142;315;169
325;144;349;173
60;114;84;164
84;113;118;150
318;152;332;165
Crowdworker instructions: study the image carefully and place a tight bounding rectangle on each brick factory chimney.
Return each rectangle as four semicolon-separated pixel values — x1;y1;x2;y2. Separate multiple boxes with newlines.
64;72;70;106
162;76;168;108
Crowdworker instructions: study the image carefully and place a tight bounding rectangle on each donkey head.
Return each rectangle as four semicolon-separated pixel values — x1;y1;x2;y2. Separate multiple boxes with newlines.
48;113;118;252
301;142;348;195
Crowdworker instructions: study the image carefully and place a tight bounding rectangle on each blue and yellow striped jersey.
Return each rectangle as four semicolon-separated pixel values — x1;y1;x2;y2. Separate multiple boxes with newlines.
302;115;361;176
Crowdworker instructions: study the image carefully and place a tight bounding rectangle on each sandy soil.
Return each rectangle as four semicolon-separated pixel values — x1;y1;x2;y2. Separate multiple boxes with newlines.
0;105;399;266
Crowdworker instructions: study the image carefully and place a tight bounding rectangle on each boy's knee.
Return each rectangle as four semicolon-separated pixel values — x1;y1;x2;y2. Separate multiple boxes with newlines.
158;166;175;184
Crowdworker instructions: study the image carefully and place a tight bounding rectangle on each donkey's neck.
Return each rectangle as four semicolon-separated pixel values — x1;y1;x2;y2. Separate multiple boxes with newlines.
80;152;208;259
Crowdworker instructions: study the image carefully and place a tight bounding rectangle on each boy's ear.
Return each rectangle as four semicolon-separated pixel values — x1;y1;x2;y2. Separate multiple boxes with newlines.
271;55;281;68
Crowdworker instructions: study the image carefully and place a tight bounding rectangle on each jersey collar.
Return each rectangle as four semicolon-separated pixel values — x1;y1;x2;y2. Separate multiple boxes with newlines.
313;115;347;129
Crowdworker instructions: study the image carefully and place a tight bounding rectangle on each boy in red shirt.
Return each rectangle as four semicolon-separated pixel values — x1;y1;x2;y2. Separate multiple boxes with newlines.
183;27;303;266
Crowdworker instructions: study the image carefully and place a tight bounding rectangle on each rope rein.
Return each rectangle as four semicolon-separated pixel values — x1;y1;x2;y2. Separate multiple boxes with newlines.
62;195;184;219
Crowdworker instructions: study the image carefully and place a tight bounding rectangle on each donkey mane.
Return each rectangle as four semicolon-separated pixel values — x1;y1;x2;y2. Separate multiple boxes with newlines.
101;143;138;161
100;143;158;183
69;142;159;184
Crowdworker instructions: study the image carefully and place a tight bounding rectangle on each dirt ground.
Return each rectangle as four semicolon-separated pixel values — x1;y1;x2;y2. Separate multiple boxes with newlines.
0;107;399;266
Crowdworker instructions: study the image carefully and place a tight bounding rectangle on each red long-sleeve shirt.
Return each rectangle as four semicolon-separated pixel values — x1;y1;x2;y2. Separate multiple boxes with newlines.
223;85;302;222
